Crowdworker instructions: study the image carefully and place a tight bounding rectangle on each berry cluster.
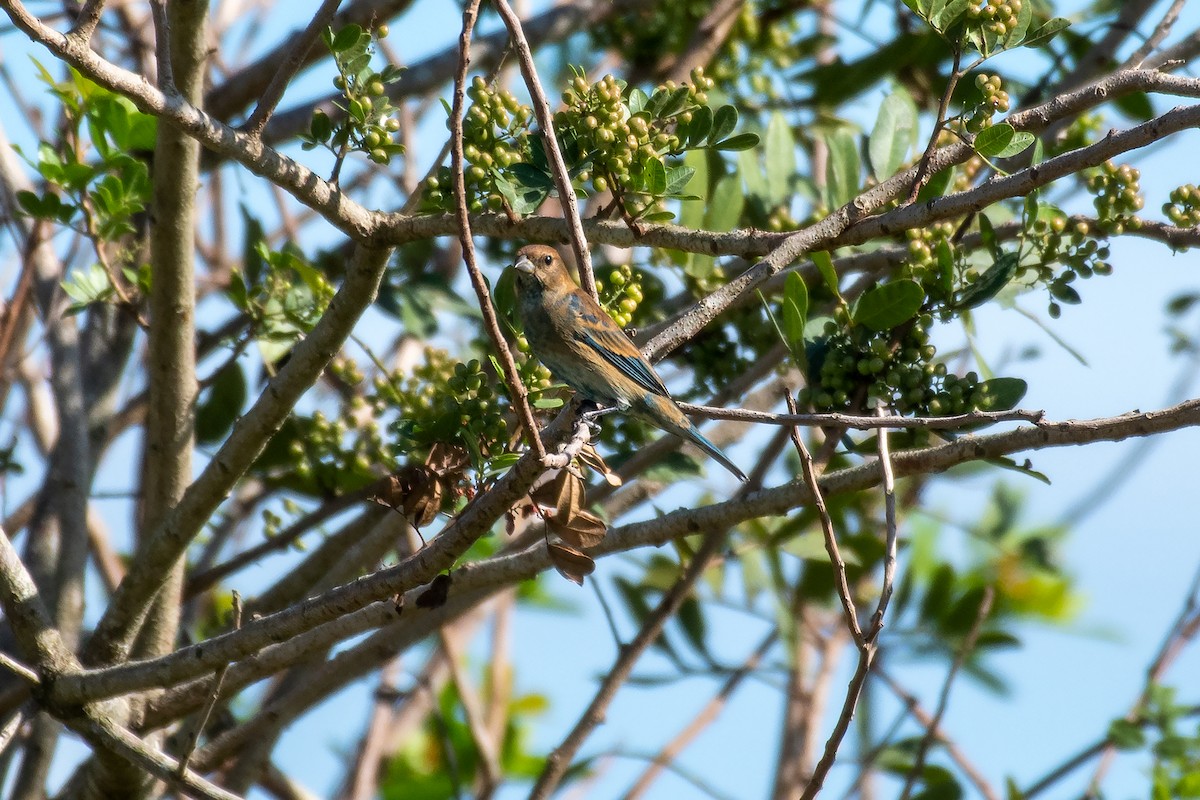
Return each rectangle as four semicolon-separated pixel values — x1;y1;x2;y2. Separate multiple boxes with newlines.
287;400;390;488
802;315;962;415
372;350;510;465
958;73;1010;133
1086;161;1144;233
595;264;645;328
967;0;1025;37
305;24;404;168
1028;215;1112;318
1163;184;1200;228
557;69;712;197
424;78;533;213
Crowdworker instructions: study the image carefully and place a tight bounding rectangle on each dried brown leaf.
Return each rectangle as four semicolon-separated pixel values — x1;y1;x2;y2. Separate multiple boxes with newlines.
547;542;595;586
547;508;607;549
579;444;622;486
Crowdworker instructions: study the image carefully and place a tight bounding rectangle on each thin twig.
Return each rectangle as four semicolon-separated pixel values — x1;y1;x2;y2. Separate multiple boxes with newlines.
897;586;994;800
526;527;726;800
491;0;597;299
875;668;1002;800
184;483;379;597
786;390;862;646
177;591;242;778
448;0;547;463
242;0;342;136
679;402;1046;430
906;42;962;203
1083;560;1200;797
0;653;39;686
1123;0;1187;70
865;405;898;642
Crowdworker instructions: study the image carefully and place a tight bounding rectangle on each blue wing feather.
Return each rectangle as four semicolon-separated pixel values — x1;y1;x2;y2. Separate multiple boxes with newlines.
574;327;671;397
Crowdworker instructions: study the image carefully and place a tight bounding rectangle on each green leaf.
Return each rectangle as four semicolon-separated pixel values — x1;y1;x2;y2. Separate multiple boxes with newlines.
979;377;1027;410
627;88;649;115
1107;719;1146;751
664;165;695;196
978;213;999;258
917;166;954;201
738;148;767;199
995;132;1035;158
1115;91;1154;122
973;123;1017;157
196;361;247;445
658;87;692;119
955;252;1019;309
782;272;808;344
824;128;861;209
930;0;969;32
645;159;667;196
509;162;555;190
678;150;709;230
330;24;363;53
869;87;918;180
853;280;924;331
709;105;738;144
676;597;708;657
812;251;842;303
492;171;548;215
1022;17;1070;48
685;104;712;147
1003;0;1033;47
712;133;759;151
704;173;744;232
764;112;796;207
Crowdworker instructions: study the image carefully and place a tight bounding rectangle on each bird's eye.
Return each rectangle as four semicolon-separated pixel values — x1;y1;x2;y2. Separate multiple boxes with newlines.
542;255;552;266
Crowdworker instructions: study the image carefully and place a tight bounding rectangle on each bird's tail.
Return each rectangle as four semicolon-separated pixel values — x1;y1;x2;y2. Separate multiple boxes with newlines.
683;423;749;482
641;395;747;481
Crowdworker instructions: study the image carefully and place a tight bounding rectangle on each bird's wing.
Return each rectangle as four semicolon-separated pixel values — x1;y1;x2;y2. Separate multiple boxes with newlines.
574;325;671;397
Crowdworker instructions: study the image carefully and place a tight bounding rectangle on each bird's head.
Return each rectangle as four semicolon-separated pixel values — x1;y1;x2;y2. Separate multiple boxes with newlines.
513;244;570;292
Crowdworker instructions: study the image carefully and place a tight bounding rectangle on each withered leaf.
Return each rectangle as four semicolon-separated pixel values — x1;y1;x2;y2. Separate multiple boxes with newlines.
372;465;443;528
554;470;585;520
547;542;595;586
426;442;469;475
415;573;452;608
579;444;623;486
547;508;607;549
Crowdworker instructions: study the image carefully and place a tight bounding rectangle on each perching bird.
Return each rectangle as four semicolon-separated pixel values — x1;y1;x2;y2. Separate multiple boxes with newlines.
513;244;747;482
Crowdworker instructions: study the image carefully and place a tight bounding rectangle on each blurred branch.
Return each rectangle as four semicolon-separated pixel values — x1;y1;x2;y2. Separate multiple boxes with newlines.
898;586;995;800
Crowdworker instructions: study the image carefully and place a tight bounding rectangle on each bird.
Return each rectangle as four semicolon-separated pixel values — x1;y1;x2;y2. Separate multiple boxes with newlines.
512;244;747;482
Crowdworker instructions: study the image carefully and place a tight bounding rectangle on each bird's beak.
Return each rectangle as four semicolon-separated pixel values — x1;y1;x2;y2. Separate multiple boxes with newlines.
514;254;534;274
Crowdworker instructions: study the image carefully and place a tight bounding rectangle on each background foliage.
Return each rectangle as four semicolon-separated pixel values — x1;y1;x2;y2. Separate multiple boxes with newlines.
0;0;1198;798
